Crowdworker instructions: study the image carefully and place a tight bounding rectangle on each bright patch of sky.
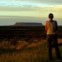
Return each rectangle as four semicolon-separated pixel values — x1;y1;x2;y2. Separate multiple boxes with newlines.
0;0;62;25
0;1;49;7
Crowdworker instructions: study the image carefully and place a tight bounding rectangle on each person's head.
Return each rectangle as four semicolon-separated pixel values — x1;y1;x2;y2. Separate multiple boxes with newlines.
48;13;54;21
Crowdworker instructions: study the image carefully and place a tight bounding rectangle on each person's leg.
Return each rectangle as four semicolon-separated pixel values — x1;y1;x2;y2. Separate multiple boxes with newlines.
54;34;61;59
47;35;53;60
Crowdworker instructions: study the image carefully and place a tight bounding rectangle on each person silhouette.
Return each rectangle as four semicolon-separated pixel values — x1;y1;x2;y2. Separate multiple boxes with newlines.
45;13;61;60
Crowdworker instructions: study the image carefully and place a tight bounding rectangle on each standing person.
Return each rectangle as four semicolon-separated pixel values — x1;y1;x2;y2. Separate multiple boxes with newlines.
45;13;61;60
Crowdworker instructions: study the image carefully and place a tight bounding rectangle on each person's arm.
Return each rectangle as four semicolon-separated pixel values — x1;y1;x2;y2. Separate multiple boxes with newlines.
55;21;58;34
45;21;48;32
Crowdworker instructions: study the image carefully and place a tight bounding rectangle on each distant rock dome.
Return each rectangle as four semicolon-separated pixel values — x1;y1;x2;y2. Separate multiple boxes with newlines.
14;22;43;26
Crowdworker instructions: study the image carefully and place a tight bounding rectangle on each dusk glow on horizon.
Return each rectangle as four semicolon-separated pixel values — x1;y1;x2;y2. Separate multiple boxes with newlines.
0;0;62;25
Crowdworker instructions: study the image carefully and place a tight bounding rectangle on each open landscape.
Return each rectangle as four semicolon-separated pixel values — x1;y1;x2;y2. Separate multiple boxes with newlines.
0;0;62;62
0;38;62;62
0;24;62;62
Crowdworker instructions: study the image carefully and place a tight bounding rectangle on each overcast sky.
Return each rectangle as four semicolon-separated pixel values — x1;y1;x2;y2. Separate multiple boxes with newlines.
0;0;62;17
0;0;62;25
0;0;62;5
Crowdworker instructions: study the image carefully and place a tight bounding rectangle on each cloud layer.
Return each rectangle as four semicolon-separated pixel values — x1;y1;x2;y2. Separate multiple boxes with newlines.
2;0;62;5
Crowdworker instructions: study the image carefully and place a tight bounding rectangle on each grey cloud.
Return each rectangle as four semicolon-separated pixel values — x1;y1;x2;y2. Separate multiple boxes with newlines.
0;6;40;11
0;0;62;11
15;0;62;5
1;0;62;5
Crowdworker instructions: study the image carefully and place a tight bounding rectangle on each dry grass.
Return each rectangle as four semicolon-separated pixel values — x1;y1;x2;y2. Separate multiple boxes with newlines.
0;38;62;62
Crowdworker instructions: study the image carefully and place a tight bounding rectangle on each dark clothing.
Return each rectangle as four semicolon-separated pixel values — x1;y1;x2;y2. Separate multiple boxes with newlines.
45;19;61;60
47;34;61;60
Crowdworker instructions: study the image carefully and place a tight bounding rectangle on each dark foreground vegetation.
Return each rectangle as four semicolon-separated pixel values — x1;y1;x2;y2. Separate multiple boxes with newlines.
0;25;62;62
0;26;62;39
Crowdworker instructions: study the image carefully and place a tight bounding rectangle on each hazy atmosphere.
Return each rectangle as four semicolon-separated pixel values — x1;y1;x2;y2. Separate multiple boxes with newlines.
0;0;62;62
0;0;62;25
